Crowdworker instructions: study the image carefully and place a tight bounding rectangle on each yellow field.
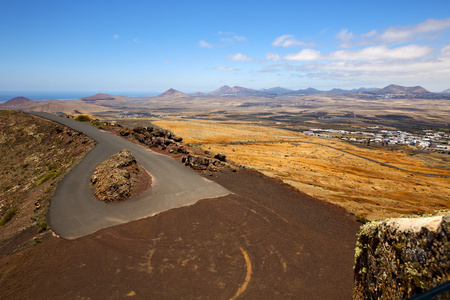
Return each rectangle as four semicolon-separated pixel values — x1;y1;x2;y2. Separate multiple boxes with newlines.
155;118;450;220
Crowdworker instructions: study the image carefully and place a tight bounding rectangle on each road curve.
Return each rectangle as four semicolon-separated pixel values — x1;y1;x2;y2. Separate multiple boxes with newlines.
29;112;231;240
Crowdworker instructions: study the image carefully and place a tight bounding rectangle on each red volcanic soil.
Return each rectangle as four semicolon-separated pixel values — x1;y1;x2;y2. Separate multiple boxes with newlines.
0;166;360;299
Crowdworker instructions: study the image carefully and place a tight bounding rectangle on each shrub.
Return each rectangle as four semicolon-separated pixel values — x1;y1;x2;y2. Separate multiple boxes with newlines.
36;170;60;187
356;215;369;224
31;237;41;245
38;221;48;232
0;207;19;226
75;115;90;122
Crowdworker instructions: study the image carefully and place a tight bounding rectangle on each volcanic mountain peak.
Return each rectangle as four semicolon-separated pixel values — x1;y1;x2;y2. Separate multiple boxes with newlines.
375;84;430;95
0;96;35;107
81;93;117;101
209;85;259;96
261;87;294;94
210;85;233;95
157;88;189;98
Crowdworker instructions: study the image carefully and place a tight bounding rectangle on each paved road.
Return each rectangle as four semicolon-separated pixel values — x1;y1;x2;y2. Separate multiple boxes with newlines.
30;112;231;240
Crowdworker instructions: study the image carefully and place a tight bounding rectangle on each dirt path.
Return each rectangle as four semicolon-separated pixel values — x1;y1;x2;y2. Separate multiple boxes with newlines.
0;169;360;299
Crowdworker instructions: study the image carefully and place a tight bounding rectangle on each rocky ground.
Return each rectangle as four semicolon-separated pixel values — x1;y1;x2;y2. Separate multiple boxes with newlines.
0;168;360;300
0;112;361;299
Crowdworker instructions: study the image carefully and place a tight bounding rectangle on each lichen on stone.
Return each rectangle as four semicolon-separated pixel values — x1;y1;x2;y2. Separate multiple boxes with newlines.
353;211;450;299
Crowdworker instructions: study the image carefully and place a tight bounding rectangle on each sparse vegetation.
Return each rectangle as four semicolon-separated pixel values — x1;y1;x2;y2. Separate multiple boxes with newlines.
36;169;60;186
0;110;94;242
75;115;90;122
30;237;41;245
155;118;450;221
356;216;369;224
0;207;19;226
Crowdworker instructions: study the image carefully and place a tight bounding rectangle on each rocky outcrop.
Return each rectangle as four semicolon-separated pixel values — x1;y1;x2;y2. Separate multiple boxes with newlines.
91;150;148;203
353;213;450;299
182;154;235;173
214;152;226;162
98;122;237;174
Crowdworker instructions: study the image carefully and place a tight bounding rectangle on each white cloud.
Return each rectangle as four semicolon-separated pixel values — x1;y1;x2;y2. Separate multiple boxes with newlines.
283;49;322;61
227;53;255;61
220;35;247;44
133;38;140;44
272;34;311;47
113;34;120;39
199;40;213;48
361;30;377;38
261;64;294;73
265;52;281;62
282;45;431;61
233;35;247;42
216;66;237;71
218;30;234;35
442;45;450;56
336;29;354;48
298;57;450;85
346;18;450;47
379;18;450;43
328;45;432;60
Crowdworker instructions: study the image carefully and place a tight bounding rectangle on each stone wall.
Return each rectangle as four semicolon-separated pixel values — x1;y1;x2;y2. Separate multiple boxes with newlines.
353;212;450;299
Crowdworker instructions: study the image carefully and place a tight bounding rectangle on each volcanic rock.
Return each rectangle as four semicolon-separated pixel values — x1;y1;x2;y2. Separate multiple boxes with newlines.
91;149;143;203
353;213;450;299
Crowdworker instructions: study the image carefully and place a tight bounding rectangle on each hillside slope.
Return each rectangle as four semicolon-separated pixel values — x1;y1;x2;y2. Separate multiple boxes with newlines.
0;110;94;241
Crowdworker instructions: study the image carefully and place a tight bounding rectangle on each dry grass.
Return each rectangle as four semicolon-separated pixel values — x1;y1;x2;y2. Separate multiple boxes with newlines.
155;118;450;220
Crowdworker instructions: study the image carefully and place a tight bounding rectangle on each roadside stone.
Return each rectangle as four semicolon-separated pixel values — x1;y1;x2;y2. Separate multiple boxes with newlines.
91;150;137;203
119;129;131;136
353;212;450;299
214;152;226;162
183;154;211;170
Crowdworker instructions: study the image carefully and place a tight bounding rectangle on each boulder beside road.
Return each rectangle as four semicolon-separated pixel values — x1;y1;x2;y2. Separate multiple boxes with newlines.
353;213;450;299
91;150;139;203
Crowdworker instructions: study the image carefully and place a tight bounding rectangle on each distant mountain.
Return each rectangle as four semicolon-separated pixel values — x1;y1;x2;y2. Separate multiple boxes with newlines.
260;87;294;94
81;93;117;101
157;88;189;98
440;88;450;94
190;84;446;98
189;92;208;97
0;96;113;115
350;87;379;93
0;96;35;107
209;85;264;97
374;84;430;95
209;85;232;95
297;87;323;95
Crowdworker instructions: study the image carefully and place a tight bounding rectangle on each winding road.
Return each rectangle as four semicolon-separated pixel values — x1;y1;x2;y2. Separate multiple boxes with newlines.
30;112;231;240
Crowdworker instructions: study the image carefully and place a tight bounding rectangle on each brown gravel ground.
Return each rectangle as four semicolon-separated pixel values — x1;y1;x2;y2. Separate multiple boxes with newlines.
0;163;360;299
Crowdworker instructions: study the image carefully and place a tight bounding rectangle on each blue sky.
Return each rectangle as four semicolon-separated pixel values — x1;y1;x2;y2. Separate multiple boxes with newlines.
1;0;450;94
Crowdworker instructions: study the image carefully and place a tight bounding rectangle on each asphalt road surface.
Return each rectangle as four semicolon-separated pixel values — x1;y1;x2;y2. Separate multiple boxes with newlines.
30;112;231;240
